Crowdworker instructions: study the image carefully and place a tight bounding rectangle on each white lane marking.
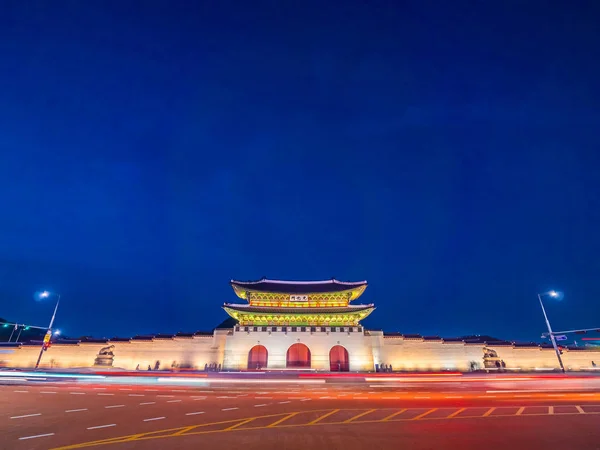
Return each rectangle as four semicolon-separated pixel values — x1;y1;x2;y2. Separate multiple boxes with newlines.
186;411;205;416
70;392;86;395
98;393;114;396
119;388;132;391
129;394;144;397
105;405;125;409
66;408;88;413
300;398;312;401
255;404;267;407
144;416;165;422
217;396;236;399
88;424;116;430
145;389;158;392
166;400;182;403
93;387;106;390
579;394;594;396
157;395;174;398
139;402;156;405
548;394;565;397
414;396;431;399
19;433;55;440
14;390;29;393
444;396;463;399
549;406;554;415
255;396;272;399
486;390;570;394
515;407;525;416
222;407;238;411
11;413;42;419
320;396;333;399
41;391;57;394
191;397;207;400
576;406;586;413
278;401;290;404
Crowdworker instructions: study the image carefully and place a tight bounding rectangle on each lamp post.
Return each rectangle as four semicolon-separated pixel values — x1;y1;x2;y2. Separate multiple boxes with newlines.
537;290;565;373
34;291;60;370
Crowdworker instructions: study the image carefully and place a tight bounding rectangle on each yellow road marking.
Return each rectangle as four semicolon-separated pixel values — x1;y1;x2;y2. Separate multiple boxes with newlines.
308;409;340;425
172;426;199;436
225;418;256;431
447;408;465;418
383;408;407;421
412;408;437;420
51;408;600;450
267;412;299;427
344;409;376;423
516;407;525;416
482;407;496;417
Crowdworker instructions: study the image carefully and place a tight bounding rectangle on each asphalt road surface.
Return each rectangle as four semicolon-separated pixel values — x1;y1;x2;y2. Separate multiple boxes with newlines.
2;373;600;449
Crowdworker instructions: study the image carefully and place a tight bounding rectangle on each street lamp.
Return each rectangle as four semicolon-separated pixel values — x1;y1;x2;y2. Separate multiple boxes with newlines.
34;291;61;370
537;290;565;373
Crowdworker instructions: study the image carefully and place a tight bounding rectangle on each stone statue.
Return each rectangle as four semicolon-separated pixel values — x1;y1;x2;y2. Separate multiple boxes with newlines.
98;345;115;356
94;345;115;367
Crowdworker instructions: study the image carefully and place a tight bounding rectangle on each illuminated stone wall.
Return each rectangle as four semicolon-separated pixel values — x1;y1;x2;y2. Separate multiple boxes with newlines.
222;327;374;371
378;336;485;372
486;344;600;371
1;335;221;371
2;329;600;372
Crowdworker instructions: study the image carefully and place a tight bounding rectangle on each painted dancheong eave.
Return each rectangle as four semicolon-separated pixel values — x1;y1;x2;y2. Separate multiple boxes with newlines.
230;278;368;303
223;304;375;326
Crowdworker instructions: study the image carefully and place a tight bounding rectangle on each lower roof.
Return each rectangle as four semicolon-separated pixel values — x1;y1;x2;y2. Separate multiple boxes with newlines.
223;303;374;314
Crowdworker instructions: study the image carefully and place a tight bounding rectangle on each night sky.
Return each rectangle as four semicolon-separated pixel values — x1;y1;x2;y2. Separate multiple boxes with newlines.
1;1;600;342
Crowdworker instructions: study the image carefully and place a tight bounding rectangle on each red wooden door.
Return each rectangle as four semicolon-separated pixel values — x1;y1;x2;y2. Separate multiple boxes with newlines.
286;343;311;368
329;345;349;371
247;345;268;369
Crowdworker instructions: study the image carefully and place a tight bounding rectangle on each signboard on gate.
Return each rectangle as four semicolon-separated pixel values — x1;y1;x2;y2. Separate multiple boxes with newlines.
290;295;308;302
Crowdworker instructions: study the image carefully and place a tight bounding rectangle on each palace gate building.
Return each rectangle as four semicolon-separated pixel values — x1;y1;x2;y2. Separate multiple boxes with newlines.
2;278;600;372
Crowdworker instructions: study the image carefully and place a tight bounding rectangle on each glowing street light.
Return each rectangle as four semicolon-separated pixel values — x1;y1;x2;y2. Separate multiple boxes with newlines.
34;291;61;370
53;330;60;336
537;290;565;373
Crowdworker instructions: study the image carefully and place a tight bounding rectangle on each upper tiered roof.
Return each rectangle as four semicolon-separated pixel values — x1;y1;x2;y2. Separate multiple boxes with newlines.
230;278;368;301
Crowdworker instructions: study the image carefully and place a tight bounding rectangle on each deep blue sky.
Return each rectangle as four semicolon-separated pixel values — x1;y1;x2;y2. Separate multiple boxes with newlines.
1;1;599;342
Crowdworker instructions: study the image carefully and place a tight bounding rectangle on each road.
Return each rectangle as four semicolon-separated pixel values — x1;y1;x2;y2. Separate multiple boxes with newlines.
2;372;600;449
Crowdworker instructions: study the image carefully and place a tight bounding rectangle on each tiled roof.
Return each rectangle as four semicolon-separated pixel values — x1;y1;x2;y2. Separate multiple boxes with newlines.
230;278;367;294
154;334;174;340
423;336;443;341
131;335;154;341
224;304;374;314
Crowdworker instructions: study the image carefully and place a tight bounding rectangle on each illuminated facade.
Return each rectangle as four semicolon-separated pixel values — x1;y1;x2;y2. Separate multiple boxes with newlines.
2;277;600;372
222;279;376;371
224;278;374;327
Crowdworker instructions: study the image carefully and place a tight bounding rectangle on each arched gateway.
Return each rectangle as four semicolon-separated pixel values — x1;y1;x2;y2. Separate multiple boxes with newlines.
286;343;311;368
329;345;349;372
224;278;374;371
247;345;268;369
